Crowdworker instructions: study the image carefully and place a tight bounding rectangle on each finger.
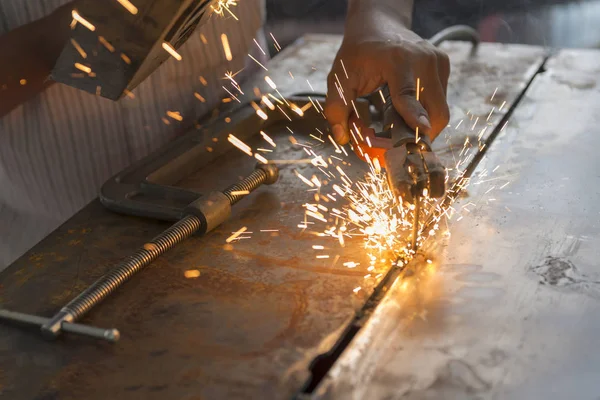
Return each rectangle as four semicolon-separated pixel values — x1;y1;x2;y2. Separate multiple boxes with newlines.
419;64;450;141
386;68;432;138
436;49;451;97
325;65;357;145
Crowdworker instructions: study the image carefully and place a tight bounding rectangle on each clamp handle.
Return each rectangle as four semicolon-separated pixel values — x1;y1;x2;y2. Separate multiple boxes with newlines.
0;309;119;342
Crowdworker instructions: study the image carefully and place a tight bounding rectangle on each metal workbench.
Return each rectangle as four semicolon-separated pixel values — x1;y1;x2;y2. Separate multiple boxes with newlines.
1;35;595;400
315;48;600;399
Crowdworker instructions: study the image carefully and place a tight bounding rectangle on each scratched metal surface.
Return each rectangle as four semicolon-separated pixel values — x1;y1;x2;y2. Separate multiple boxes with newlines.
0;36;545;400
314;48;600;400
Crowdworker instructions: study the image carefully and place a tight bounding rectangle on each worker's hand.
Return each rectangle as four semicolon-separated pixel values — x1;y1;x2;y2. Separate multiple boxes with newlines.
325;5;450;145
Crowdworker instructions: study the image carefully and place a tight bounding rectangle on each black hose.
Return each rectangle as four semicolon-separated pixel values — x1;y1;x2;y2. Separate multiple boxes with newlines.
429;24;480;50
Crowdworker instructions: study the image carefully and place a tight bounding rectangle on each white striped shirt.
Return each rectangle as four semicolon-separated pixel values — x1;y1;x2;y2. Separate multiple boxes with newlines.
0;0;267;269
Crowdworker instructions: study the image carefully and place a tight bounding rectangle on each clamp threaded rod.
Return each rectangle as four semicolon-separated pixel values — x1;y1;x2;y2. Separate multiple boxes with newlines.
40;164;278;340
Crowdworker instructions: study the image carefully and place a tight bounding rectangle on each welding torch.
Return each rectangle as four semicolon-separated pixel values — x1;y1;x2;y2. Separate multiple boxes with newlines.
375;85;446;249
360;25;480;250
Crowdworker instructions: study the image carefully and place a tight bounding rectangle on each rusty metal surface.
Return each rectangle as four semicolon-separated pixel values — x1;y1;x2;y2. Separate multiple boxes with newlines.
0;36;546;400
314;48;600;400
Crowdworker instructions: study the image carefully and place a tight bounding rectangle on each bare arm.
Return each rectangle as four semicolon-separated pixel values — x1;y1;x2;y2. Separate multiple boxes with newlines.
348;0;414;28
0;4;73;118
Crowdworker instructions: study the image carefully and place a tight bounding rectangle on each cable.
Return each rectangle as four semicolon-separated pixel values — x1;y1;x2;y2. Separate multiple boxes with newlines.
429;24;480;50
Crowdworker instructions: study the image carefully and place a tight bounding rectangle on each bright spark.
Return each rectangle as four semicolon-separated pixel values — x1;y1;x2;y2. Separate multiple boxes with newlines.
260;131;276;147
248;54;268;71
490;87;498;102
226;226;247;243
270;32;282;51
211;0;239;19
253;38;266;55
72;10;95;31
255;153;268;164
265;76;277;89
227;134;252;156
184;269;201;278
115;0;138;14
162;42;182;61
70;39;87;58
221;34;233;61
166;111;183;121
74;63;91;73
261;96;276;110
340;59;349;79
98;36;115;52
121;53;131;64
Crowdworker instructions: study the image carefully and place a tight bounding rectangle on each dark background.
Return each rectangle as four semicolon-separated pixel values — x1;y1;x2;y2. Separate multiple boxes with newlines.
265;0;600;53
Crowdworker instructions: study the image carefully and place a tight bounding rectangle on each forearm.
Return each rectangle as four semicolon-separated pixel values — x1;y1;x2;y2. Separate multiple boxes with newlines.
347;0;414;28
0;5;72;118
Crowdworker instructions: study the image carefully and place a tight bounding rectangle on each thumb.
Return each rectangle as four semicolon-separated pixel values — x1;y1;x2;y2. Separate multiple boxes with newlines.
325;71;356;145
387;73;432;138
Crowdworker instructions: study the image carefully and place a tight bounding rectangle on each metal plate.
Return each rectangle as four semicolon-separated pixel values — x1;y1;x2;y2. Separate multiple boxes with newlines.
0;36;546;400
314;48;600;399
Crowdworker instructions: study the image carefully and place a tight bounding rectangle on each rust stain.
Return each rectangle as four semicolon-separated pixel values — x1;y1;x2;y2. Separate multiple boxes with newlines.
50;282;89;306
28;252;62;262
23;251;70;271
15;271;34;287
29;253;44;262
44;362;103;400
192;266;271;297
178;366;208;386
156;267;317;360
229;249;366;277
242;280;311;357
